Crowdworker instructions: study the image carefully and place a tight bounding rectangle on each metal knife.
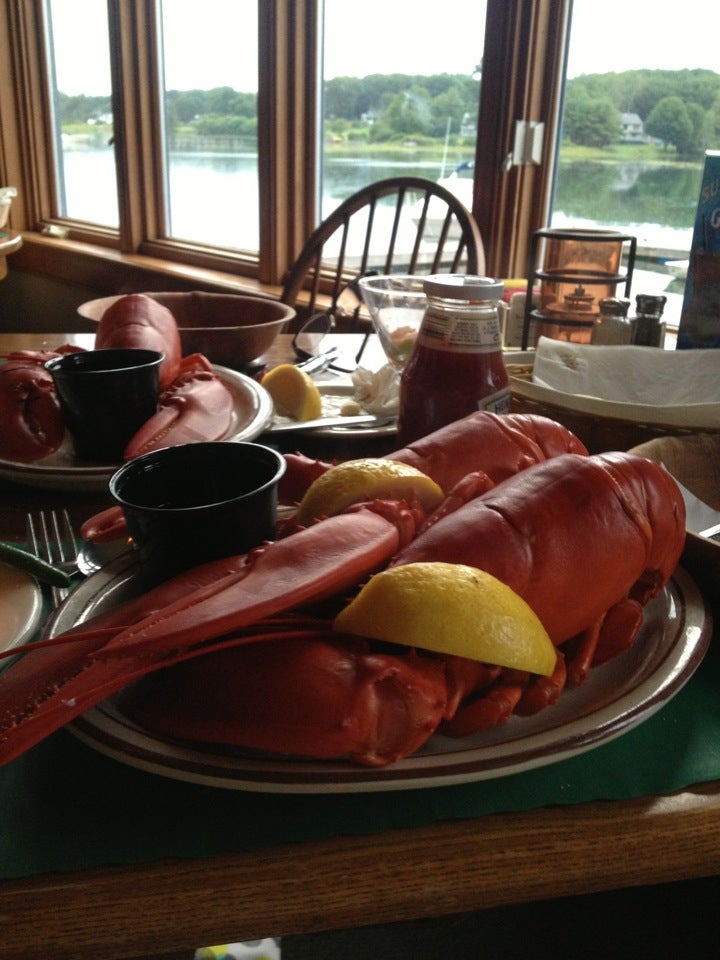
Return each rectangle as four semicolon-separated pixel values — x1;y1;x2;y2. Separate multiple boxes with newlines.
266;414;394;433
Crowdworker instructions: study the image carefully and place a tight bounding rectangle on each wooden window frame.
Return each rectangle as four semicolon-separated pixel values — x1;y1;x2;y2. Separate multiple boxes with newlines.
474;0;570;279
0;0;569;297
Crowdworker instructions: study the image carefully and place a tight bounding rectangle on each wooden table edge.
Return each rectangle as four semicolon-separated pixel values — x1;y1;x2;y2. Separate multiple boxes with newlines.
2;783;720;959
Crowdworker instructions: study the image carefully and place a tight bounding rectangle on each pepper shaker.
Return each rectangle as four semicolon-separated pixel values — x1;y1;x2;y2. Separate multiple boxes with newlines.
632;294;667;347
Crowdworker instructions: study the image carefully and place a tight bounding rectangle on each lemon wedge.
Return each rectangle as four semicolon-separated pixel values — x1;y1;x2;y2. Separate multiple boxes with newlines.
334;561;557;676
262;364;322;421
296;458;444;526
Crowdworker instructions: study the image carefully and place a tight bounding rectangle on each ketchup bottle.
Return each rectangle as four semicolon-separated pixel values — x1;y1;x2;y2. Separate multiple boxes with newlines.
396;275;510;446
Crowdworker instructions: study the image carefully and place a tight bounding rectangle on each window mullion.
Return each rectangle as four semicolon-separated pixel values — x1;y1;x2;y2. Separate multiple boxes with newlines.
474;0;570;279
2;0;59;232
257;0;319;287
108;0;166;253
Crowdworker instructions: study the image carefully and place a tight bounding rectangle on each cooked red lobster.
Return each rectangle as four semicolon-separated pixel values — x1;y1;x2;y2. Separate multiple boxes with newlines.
0;346;78;461
0;412;686;768
0;294;234;462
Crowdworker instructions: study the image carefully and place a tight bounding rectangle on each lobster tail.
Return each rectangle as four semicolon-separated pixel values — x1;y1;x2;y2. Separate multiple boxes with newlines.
388;410;589;493
595;451;687;603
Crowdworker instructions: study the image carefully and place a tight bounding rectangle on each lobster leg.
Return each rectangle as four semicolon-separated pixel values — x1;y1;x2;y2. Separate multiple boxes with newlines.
564;619;603;688
590;598;645;667
515;650;567;716
80;505;130;544
441;669;530;737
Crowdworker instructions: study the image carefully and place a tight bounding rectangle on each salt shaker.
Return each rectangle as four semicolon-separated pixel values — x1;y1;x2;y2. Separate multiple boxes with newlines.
592;297;632;345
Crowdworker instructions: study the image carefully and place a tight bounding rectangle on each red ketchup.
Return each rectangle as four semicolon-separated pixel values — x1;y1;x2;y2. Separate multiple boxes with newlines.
396;275;510;446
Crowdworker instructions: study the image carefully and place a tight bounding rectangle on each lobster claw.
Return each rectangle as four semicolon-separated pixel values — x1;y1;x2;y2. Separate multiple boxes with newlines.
120;636;449;767
79;505;129;543
0;354;66;461
95;293;182;390
123;354;234;459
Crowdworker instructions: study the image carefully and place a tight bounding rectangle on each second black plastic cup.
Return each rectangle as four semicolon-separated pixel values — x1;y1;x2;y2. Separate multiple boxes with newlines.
109;441;286;577
46;348;164;462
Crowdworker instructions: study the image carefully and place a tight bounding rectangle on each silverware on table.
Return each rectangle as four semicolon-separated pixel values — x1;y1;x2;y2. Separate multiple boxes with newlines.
295;347;341;375
266;413;395;433
25;508;80;607
700;521;720;542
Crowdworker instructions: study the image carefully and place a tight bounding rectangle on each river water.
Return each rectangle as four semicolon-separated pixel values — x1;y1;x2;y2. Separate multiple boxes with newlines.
62;147;697;325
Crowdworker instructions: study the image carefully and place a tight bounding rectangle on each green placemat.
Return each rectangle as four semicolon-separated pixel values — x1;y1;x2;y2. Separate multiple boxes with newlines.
1;628;719;880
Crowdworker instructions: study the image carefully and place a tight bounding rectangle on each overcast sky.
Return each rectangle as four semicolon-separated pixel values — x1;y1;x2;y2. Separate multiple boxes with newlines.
50;0;714;96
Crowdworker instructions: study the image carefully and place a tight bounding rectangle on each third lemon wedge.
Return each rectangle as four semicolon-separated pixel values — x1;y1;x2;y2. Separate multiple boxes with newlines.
333;561;557;676
262;363;322;421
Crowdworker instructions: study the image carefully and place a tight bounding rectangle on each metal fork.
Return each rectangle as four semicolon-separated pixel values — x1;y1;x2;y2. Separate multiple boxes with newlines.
25;508;79;607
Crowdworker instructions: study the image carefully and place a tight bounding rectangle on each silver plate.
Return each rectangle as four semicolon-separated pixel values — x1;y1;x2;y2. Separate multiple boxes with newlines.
49;561;713;794
0;365;274;491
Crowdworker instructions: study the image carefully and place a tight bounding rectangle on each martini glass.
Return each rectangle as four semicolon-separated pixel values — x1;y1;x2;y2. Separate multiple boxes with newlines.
358;275;427;369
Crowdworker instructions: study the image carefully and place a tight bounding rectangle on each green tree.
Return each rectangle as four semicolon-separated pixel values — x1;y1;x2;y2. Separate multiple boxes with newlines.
645;96;694;152
58;93;111;124
563;92;619;147
166;89;206;124
686;101;708;152
565;69;720;126
205;86;241;115
379;88;432;138
429;86;469;138
706;91;720;148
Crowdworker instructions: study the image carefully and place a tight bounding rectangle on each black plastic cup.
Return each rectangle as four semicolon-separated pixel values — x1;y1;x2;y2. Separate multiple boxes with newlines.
109;441;286;577
46;348;164;462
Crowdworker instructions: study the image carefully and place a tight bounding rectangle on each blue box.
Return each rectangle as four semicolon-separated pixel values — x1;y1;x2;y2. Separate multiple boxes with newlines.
677;150;720;348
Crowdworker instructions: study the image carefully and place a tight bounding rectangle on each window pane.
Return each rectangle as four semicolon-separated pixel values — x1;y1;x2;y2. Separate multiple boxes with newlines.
159;0;258;251
555;0;719;328
321;0;485;219
46;0;117;226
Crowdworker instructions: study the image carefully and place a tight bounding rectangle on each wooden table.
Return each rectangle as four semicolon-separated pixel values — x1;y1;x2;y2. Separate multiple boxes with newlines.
1;333;720;960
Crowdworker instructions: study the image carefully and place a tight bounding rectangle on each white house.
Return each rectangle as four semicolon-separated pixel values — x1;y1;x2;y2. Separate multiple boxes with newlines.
620;112;645;143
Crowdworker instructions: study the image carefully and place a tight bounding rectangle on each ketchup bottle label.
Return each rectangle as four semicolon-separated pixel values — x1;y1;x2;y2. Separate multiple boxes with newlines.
477;385;511;414
419;307;502;351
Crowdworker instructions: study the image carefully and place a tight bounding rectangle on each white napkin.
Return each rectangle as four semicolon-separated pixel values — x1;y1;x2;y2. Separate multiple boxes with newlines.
351;364;401;415
521;336;720;428
532;336;720;403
